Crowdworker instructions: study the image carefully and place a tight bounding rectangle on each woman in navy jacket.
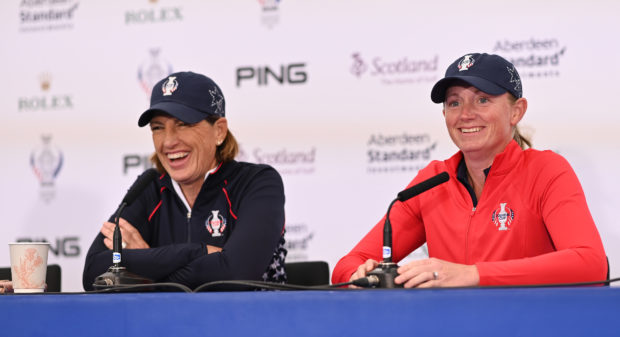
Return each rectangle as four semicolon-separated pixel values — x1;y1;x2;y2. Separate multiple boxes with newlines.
83;72;286;290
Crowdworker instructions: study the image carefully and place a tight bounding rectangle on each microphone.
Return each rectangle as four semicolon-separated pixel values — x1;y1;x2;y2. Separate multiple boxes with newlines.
364;171;450;288
397;171;450;202
94;168;159;289
121;168;160;205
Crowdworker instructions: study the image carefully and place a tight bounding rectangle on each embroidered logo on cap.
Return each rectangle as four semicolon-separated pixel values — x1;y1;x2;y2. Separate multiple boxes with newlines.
162;76;178;96
507;66;522;95
492;202;514;231
458;55;475;72
209;86;224;115
206;210;227;237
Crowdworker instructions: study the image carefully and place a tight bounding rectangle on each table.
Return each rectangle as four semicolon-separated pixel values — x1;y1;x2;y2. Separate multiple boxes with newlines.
2;286;619;336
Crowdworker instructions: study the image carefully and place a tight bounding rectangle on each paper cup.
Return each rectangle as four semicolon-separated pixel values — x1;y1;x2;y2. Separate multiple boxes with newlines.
9;242;50;293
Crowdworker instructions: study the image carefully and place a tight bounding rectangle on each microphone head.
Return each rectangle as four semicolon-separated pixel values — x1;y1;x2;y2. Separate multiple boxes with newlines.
122;168;160;205
397;171;449;202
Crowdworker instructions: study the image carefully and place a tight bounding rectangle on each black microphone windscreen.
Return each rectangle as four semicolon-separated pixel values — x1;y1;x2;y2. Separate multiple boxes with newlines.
122;168;160;205
397;171;449;202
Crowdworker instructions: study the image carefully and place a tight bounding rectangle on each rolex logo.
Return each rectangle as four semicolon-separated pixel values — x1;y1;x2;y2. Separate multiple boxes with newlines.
39;73;51;91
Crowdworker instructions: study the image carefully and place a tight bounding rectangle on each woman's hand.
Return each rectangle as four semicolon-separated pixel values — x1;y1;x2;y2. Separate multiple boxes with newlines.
0;280;13;294
395;257;480;288
100;218;150;250
206;245;222;254
348;259;380;288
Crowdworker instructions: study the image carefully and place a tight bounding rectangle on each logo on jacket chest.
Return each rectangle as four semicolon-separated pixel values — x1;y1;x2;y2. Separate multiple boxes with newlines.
206;210;227;237
491;202;514;231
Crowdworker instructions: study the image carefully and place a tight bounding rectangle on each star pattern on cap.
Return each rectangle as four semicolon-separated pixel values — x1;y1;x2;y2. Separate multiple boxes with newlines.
507;66;522;95
209;87;224;115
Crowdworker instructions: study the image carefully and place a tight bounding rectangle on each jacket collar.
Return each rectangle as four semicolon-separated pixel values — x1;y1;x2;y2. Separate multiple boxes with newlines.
445;139;522;177
158;160;237;191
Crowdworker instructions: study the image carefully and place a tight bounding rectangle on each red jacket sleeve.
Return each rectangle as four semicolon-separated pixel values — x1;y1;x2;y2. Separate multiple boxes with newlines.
331;189;427;284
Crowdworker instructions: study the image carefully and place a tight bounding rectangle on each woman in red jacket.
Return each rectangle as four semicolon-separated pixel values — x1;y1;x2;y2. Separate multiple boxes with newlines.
332;53;607;288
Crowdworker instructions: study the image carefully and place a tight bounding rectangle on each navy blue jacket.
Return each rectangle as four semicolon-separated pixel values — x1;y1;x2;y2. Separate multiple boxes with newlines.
82;161;287;290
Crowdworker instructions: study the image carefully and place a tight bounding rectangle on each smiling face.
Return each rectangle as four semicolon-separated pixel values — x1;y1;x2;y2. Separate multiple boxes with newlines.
150;114;227;189
443;85;526;163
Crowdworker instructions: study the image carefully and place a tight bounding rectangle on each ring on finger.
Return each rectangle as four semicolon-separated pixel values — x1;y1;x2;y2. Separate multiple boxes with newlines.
433;271;439;280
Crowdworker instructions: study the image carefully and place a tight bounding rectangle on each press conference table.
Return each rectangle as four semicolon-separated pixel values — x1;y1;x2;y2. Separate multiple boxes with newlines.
2;286;620;336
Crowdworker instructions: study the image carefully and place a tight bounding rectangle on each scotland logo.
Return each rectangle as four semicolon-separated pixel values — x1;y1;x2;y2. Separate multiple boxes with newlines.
491;202;514;231
458;54;475;71
30;135;63;202
350;52;367;77
206;210;227;237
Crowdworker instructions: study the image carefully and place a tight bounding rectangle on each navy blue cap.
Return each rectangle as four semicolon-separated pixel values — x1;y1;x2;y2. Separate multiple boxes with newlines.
138;71;225;127
430;53;522;103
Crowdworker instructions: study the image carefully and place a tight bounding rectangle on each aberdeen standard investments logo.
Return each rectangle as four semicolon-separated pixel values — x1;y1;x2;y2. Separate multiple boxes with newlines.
31;135;64;202
19;0;80;32
350;52;439;85
366;132;437;174
284;222;314;262
493;37;567;79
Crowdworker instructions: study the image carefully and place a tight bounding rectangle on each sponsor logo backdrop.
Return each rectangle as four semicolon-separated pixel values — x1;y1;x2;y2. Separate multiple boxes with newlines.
1;0;619;291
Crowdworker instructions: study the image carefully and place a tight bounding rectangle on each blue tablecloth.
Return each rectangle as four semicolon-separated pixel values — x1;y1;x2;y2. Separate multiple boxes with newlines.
2;287;619;336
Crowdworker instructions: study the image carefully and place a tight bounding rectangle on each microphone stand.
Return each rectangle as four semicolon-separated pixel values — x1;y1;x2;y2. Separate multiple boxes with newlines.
363;172;450;288
93;202;154;289
366;198;403;288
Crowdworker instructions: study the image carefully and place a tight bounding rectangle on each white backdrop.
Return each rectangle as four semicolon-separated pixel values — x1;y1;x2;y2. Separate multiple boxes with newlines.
1;0;619;291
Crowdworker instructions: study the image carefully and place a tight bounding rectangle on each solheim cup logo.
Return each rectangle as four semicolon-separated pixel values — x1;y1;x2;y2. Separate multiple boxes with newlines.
258;0;280;9
137;48;173;97
258;0;281;28
206;210;227;237
162;76;178;96
458;55;475;71
491;202;514;231
30;135;63;202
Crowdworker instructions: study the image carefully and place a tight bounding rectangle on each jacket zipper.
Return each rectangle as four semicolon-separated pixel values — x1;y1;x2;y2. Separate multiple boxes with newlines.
465;206;476;264
186;210;192;243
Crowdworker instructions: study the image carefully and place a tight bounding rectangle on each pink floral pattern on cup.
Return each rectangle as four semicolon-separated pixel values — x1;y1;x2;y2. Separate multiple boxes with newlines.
14;248;44;289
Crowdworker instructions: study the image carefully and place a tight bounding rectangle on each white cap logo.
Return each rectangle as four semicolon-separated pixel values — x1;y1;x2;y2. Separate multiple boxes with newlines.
458;55;475;72
162;76;178;96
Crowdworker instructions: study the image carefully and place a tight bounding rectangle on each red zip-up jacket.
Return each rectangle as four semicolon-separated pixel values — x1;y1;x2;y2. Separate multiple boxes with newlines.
332;141;607;285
